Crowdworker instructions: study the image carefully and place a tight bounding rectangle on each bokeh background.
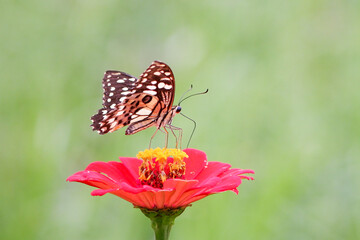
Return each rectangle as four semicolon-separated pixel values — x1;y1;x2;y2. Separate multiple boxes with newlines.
1;0;359;239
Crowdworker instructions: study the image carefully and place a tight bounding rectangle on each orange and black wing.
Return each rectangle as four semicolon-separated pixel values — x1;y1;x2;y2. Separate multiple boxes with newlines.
91;61;176;135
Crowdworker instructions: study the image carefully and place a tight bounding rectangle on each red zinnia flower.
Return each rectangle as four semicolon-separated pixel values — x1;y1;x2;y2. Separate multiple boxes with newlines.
67;148;254;209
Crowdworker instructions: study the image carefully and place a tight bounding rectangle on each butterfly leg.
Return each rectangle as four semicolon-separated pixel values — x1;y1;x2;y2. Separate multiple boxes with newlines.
149;128;160;149
163;127;170;148
166;124;183;149
164;125;179;148
168;126;178;148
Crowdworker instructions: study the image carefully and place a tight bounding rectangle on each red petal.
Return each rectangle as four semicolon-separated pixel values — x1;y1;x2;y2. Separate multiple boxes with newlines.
97;188;151;207
181;194;210;206
195;161;231;182
183;148;207;180
161;179;199;208
67;170;118;189
204;176;243;194
84;161;135;186
217;169;255;183
119;157;142;180
195;176;222;189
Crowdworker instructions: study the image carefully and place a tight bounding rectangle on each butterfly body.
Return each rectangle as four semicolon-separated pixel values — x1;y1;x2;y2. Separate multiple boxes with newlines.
125;105;181;135
91;61;181;142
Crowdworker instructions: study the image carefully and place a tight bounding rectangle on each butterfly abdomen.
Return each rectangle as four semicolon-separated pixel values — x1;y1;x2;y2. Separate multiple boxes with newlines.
125;119;156;135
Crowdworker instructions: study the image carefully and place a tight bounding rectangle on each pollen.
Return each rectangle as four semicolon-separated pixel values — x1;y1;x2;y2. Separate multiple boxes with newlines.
137;148;188;188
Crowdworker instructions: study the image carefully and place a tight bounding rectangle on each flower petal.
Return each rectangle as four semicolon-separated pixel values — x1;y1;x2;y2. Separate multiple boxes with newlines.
183;148;207;180
180;194;210;206
96;188;152;207
67;170;118;189
119;157;142;180
203;176;243;194
161;179;199;208
84;161;136;186
219;168;255;177
195;161;231;182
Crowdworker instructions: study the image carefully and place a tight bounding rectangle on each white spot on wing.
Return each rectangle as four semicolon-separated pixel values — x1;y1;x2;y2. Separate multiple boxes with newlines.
109;92;114;97
110;87;115;91
110;104;116;109
117;79;125;83
151;81;157;84
116;111;124;116
110;121;117;129
158;82;165;88
143;90;157;95
154;72;161;76
102;110;108;114
164;85;172;90
122;87;128;91
119;97;126;102
129;78;136;81
107;98;111;102
130;115;147;123
136;108;152;115
147;85;156;90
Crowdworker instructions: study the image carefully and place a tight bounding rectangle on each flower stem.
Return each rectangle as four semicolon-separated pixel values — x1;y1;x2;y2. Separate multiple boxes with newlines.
140;207;186;240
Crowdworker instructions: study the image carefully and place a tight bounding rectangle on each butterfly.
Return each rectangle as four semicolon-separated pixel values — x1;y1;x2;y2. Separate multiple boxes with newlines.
91;61;183;147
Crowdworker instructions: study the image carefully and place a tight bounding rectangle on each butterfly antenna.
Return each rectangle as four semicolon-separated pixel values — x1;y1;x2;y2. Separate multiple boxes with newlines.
177;85;193;104
178;89;209;105
180;113;197;148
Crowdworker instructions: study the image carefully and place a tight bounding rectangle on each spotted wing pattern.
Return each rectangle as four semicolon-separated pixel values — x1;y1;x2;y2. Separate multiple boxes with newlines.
91;61;175;135
101;71;137;109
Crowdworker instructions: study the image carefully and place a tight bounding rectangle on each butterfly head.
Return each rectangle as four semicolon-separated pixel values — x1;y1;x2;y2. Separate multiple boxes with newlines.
175;105;182;114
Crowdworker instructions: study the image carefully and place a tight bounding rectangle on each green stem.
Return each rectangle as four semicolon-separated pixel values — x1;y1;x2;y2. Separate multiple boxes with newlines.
140;207;186;240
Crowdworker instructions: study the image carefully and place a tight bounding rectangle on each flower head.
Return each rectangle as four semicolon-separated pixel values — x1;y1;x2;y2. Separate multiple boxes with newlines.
137;148;187;188
67;148;254;209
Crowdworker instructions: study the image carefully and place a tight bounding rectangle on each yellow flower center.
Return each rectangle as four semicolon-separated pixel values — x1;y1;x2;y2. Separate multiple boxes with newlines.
137;148;188;188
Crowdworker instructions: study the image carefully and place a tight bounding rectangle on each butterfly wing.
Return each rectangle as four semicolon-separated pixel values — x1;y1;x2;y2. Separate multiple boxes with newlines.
101;71;137;109
91;70;137;134
134;60;175;114
91;61;175;135
125;61;176;135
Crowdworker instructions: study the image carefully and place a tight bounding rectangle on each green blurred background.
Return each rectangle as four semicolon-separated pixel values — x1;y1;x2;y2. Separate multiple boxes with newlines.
1;0;359;239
